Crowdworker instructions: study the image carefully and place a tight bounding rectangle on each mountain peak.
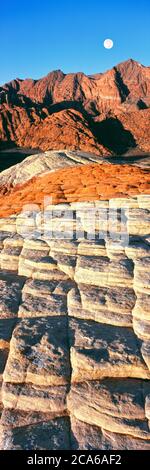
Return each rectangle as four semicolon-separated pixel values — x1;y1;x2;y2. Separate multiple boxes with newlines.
116;58;144;69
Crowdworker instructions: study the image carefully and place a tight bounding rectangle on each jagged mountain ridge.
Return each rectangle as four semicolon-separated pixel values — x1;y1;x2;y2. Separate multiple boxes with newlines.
1;59;150;108
0;59;150;155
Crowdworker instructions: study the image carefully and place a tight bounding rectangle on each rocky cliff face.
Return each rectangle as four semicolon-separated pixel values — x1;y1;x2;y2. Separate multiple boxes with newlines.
0;154;149;449
0;59;150;155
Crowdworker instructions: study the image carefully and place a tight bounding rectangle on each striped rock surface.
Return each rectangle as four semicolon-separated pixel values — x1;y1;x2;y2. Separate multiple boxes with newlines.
0;195;149;450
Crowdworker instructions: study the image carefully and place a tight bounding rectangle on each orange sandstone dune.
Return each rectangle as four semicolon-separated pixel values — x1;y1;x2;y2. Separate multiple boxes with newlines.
0;163;150;217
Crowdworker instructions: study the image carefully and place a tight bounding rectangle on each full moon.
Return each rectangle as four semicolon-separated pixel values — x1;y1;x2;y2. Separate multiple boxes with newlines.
104;39;114;49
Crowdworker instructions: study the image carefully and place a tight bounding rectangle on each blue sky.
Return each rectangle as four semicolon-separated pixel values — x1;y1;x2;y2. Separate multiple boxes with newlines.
0;0;150;84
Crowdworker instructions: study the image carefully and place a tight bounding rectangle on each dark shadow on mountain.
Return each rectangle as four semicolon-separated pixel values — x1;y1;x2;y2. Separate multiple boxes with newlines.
48;100;99;118
114;68;130;102
92;117;137;154
48;102;138;155
137;99;148;110
0;140;18;151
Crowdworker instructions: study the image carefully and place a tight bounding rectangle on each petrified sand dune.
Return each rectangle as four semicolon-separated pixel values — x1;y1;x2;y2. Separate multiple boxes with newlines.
0;150;103;191
0;175;149;449
0;161;149;216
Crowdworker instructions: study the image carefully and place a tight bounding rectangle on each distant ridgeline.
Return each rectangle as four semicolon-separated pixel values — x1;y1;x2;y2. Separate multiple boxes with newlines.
0;59;150;156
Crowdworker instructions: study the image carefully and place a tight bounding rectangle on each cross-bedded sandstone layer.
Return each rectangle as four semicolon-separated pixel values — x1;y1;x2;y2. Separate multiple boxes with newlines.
0;193;149;450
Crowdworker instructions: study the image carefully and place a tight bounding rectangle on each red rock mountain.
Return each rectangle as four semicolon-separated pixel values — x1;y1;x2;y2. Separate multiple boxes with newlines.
0;59;150;155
